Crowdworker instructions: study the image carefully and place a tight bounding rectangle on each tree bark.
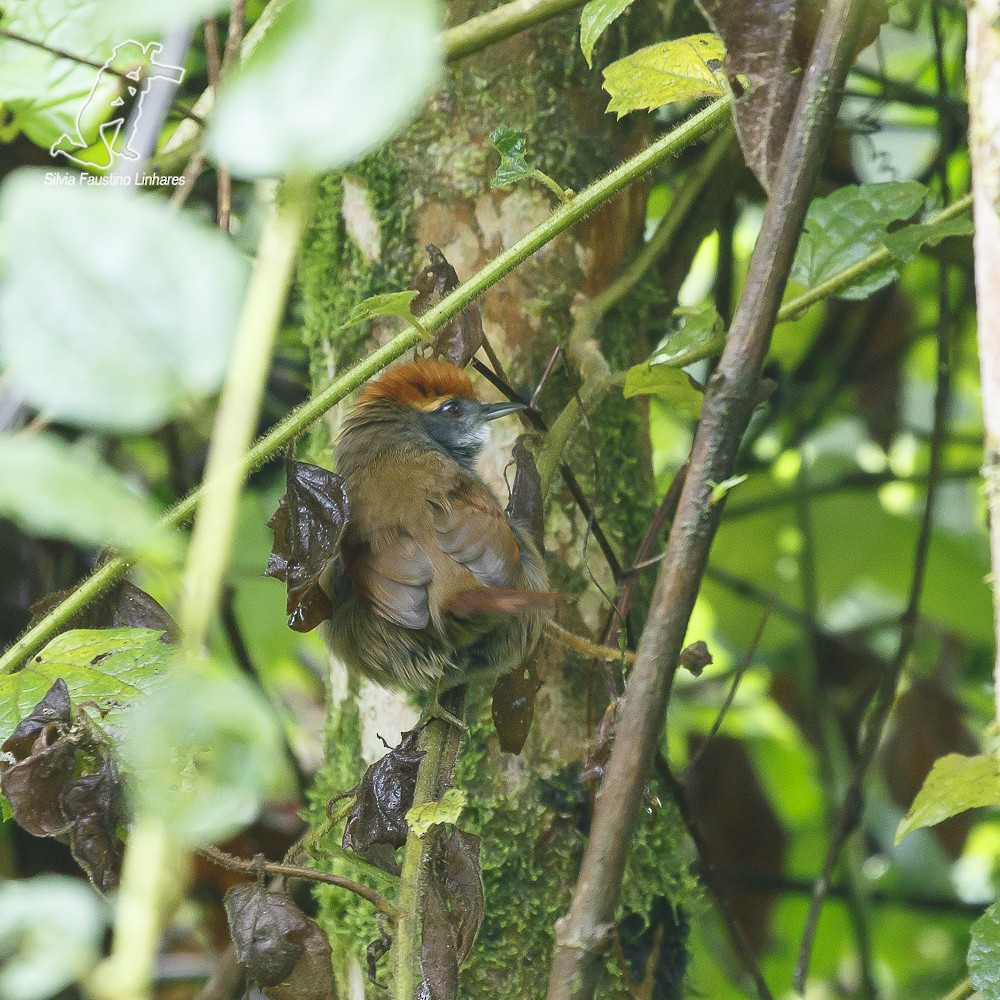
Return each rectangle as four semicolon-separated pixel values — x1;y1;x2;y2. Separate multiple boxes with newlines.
295;3;703;997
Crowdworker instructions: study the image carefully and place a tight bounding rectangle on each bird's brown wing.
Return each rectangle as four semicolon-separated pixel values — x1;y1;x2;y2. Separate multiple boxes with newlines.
341;532;435;630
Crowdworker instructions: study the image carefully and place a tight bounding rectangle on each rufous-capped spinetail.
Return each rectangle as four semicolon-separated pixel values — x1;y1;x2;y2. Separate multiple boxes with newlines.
323;359;550;691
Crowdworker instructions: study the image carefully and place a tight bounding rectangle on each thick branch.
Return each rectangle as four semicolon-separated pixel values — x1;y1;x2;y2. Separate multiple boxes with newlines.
544;2;865;996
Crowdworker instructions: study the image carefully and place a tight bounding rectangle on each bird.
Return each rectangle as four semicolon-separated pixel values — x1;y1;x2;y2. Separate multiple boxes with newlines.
323;358;550;692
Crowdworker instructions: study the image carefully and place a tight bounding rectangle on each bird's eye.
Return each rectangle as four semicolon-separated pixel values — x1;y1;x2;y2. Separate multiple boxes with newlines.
439;399;460;418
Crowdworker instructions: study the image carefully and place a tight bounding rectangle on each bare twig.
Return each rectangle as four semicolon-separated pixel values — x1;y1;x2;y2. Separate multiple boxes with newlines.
794;33;958;982
656;757;777;1000
0;28;204;126
683;607;771;775
197;845;400;919
544;620;635;664
544;1;866;994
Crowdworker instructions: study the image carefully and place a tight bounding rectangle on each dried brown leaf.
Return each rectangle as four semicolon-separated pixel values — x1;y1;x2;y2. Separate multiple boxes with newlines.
0;679;74;836
491;660;542;755
265;456;348;633
507;437;544;553
409;244;484;368
342;729;425;873
60;754;125;893
224;883;312;987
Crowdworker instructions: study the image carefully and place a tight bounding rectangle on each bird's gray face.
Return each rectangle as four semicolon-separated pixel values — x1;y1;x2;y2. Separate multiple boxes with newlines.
420;396;524;471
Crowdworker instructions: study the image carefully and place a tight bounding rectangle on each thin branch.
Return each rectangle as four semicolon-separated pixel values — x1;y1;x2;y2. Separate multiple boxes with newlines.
724;463;982;519
0;28;204;127
794;90;957;996
545;620;635;664
683;606;771;775
656;757;777;1000
112;26;194;184
545;1;866;994
442;0;588;61
216;0;245;232
197;845;400;919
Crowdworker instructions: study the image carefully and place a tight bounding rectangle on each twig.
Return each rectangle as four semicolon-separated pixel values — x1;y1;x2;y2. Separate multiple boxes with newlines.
0;98;730;675
191;947;243;1000
197;845;400;919
544;0;866;994
941;978;974;1000
0;28;204;127
794;21;960;989
215;0;245;232
442;0;588;61
723;463;982;519
683;606;771;775
544;621;635;664
394;689;466;1000
656;757;776;1000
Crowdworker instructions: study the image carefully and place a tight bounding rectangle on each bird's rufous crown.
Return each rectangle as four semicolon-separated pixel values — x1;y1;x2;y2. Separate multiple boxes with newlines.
357;359;478;411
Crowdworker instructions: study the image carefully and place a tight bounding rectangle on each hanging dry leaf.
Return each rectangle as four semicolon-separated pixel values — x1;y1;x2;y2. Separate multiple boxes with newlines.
0;679;74;836
409;244;484;368
342;729;426;873
265;455;349;633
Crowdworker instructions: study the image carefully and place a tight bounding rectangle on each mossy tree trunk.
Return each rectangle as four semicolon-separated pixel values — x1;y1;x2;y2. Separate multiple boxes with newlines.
296;4;699;996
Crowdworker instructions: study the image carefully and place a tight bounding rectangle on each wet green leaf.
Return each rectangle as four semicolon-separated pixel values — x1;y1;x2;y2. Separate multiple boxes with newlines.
970;902;1000;1000
895;753;1000;845
649;303;725;367
0;170;248;432
602;34;726;118
489;125;533;188
0;875;106;1000
624;364;704;418
580;0;639;67
881;209;973;265
791;181;926;301
344;290;421;328
211;0;442;178
407;788;467;839
0;434;176;560
0;628;173;745
121;661;294;845
0;0;120;149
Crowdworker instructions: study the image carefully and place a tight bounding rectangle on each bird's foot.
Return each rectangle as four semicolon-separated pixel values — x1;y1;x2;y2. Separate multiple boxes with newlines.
419;686;469;737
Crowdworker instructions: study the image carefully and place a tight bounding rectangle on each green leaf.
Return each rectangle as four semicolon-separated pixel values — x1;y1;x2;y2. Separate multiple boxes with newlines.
121;662;294;845
406;788;467;839
624;364;704;418
0;170;248;433
92;0;227;33
791;181;927;301
490;124;534;188
210;0;442;178
0;434;176;559
649;303;725;367
0;875;106;1000
881;210;973;265
344;290;421;327
602;34;726;119
0;0;120;149
971;902;1000;1000
0;628;173;745
580;0;639;68
894;753;1000;846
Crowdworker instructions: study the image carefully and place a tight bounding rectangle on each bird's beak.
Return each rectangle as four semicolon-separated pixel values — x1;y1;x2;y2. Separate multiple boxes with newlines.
481;400;527;421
